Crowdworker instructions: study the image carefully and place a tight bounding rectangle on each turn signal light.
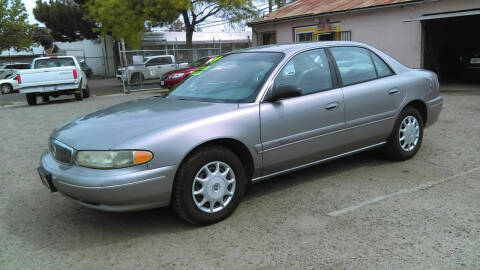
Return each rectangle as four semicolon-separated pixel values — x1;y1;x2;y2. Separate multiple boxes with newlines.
134;151;153;164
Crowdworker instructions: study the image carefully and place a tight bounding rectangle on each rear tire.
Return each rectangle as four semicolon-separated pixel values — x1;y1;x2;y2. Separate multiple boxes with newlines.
41;94;50;103
83;85;90;98
172;146;247;225
384;107;424;161
26;93;37;105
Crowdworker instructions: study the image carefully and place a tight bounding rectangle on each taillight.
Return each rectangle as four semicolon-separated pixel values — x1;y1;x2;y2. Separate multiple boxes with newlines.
73;69;78;79
16;74;21;84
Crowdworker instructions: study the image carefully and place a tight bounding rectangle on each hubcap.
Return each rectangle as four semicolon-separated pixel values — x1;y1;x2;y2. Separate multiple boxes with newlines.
192;161;236;213
1;84;10;94
399;115;420;152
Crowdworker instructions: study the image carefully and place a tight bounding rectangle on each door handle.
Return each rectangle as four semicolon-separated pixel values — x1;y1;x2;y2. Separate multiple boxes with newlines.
325;102;339;111
388;88;400;95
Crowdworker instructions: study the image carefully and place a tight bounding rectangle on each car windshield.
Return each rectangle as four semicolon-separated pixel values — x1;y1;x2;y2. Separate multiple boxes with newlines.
34;58;75;69
189;57;210;68
166;52;284;103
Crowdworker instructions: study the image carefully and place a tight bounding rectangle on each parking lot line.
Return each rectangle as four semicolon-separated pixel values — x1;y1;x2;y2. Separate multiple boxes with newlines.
327;166;480;217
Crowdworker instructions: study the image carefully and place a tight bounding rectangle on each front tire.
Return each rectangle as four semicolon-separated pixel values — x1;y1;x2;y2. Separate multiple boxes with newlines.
172;146;247;225
26;93;37;105
385;107;424;160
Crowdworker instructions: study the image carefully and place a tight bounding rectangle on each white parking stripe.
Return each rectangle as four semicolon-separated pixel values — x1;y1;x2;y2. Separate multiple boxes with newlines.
327;166;480;217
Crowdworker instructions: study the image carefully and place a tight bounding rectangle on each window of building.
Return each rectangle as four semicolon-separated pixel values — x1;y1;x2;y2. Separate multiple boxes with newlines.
261;32;276;45
296;32;313;42
317;33;334;41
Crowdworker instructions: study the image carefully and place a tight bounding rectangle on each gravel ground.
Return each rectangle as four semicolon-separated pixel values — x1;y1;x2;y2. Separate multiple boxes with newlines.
0;90;479;269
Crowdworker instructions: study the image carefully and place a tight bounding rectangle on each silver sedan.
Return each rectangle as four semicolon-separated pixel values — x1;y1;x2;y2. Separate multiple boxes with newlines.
38;41;443;225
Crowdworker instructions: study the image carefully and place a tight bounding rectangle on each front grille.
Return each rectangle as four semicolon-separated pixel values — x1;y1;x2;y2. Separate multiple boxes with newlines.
49;140;73;164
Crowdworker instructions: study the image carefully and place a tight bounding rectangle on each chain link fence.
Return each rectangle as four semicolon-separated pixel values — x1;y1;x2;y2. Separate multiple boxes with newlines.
118;47;222;93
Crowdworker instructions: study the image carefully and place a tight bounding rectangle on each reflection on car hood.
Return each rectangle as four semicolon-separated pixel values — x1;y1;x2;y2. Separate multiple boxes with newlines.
52;97;238;150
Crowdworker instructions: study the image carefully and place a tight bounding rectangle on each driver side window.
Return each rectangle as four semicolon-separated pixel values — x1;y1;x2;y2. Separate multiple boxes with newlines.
275;48;333;95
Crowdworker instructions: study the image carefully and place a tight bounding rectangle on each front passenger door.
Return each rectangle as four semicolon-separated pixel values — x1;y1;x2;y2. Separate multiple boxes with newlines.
260;48;346;176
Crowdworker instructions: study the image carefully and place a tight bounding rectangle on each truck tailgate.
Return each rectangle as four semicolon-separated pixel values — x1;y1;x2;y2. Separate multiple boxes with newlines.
19;66;76;87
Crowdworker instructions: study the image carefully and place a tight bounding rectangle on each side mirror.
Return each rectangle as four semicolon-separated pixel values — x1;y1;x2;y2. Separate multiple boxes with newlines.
267;84;301;102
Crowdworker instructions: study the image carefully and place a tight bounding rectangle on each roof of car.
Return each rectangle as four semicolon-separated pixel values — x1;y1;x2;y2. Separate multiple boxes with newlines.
231;41;368;54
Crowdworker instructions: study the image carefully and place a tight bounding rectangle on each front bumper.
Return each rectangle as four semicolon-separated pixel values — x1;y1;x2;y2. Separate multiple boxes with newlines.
425;96;443;128
40;150;177;212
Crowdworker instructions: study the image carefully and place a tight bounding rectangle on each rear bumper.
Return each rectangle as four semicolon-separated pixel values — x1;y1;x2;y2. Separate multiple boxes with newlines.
20;83;80;93
425;96;443;128
40;150;177;212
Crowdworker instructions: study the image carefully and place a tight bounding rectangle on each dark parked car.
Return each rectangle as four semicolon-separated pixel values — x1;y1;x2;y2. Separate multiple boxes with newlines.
80;61;93;78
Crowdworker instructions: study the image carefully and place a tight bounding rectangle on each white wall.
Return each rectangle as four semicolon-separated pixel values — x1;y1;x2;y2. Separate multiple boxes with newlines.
252;0;479;68
55;36;116;77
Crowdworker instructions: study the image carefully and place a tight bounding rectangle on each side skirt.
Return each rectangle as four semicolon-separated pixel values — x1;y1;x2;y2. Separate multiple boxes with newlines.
251;142;386;183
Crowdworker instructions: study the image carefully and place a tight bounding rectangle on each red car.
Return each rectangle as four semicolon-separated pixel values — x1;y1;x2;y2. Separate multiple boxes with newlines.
160;56;217;89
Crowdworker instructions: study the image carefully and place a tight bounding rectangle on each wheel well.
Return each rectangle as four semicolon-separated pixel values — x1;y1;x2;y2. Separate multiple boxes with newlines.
183;138;255;180
405;100;427;124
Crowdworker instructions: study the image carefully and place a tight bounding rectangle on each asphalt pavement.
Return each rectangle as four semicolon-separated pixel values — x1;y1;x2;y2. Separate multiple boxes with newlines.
0;87;479;269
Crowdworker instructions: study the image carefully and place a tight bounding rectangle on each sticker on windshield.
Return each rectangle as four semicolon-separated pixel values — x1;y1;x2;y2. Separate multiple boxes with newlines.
190;55;223;76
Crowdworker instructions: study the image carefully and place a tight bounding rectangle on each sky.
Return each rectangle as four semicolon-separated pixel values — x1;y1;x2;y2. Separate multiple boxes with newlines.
21;0;269;32
23;0;41;25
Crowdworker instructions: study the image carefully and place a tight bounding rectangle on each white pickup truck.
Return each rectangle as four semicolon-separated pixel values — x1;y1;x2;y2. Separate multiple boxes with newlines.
17;56;89;105
122;55;188;84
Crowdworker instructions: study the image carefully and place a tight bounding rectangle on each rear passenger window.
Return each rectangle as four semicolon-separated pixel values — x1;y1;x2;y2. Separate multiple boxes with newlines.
275;48;333;95
370;52;393;77
330;47;377;85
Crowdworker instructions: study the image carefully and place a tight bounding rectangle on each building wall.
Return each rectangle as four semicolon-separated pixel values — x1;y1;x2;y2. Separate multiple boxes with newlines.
252;0;479;68
55;36;116;77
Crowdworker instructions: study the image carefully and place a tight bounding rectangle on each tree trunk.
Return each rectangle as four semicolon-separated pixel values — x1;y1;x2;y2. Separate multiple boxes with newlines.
185;26;194;62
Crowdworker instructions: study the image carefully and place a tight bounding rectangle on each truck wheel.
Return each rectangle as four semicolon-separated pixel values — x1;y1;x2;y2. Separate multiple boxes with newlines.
42;94;50;103
130;73;144;85
26;93;37;105
74;91;83;101
83;85;90;98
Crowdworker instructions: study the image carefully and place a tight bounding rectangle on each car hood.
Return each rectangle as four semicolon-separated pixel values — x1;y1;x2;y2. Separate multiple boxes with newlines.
52;97;238;150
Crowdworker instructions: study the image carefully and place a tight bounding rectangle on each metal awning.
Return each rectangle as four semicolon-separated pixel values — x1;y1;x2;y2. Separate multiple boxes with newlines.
403;9;480;22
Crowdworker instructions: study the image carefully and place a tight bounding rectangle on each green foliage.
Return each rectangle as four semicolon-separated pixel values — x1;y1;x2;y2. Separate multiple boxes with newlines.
30;25;54;50
86;0;182;49
33;0;98;42
85;0;258;49
0;0;34;51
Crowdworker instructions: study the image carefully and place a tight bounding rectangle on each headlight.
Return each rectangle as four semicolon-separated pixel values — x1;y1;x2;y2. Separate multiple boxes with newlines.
169;73;184;79
76;150;153;169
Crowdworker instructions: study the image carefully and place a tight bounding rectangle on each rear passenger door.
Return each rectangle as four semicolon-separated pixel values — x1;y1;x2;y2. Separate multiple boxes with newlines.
328;46;407;151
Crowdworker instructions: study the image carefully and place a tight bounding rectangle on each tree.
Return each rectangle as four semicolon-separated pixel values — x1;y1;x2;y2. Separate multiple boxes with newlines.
0;0;34;51
30;25;54;50
168;19;186;32
85;0;258;52
33;0;98;42
180;0;257;51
